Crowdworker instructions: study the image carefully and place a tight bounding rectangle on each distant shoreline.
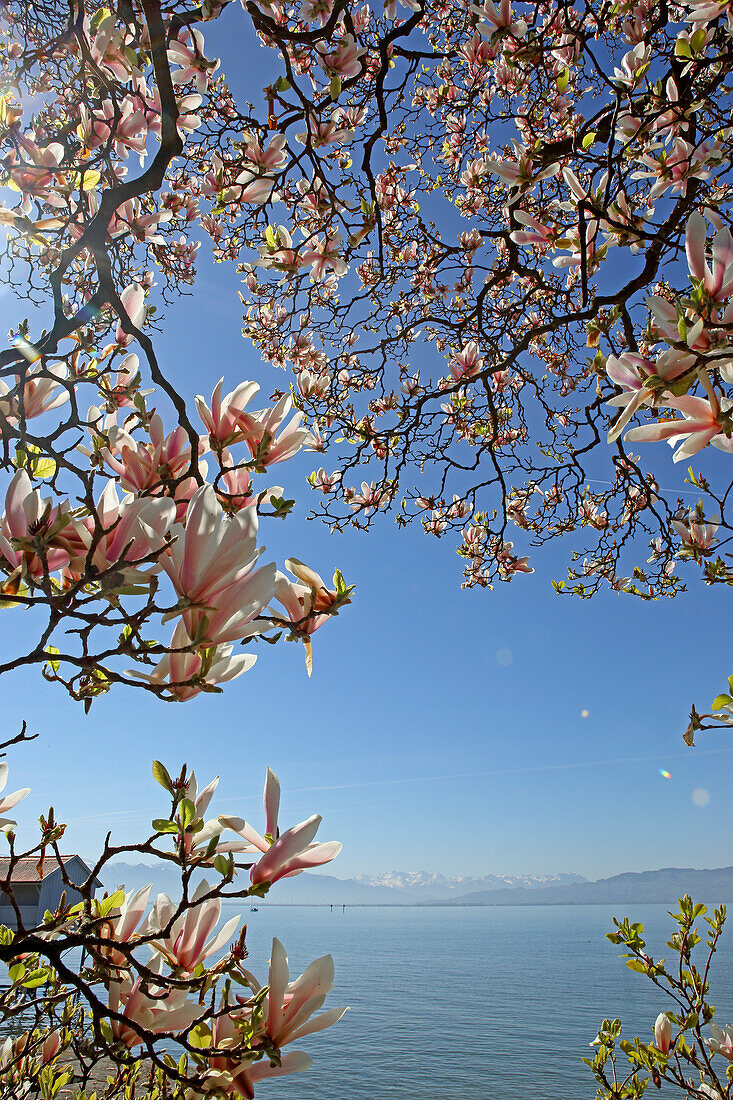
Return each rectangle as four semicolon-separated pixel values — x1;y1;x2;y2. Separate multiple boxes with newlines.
106;863;733;908
234;899;723;908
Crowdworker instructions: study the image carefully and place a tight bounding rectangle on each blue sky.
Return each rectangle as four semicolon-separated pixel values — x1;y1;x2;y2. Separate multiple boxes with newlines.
0;11;730;884
2;237;730;882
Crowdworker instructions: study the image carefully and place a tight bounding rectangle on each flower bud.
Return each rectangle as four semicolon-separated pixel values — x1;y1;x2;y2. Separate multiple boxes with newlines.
654;1012;674;1055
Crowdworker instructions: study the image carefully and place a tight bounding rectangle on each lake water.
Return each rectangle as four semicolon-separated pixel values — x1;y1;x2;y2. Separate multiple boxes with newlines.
232;904;733;1099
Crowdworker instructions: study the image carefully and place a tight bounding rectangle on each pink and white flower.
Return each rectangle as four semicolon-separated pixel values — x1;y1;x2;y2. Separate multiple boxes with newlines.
0;363;69;424
686;212;733;304
239;395;310;467
218;768;342;887
115;283;147;347
605;351;693;442
128;619;257;701
450;341;484;381
107;975;201;1050
160;485;275;645
654;1012;674;1055
0;764;30;831
98;885;152;970
707;1023;733;1061
624;394;733;462
147;879;240;972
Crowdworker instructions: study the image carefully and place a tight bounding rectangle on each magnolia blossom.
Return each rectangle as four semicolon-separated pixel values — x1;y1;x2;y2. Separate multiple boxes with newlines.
316;34;366;80
242;938;347;1049
450;341;483;381
202;936;347;1096
624;394;733;462
272;559;344;636
707;1023;733;1061
80;481;175;579
671;517;718;556
269;558;351;674
108;974;201;1049
5;137;65;215
605;351;693;443
161;485;275;645
176;770;260;858
349;480;393;515
686;211;733;303
219;767;342;887
96;353;149;411
300;234;348;282
0;469;85;581
0;764;30;831
0;363;69;424
653;1012;674;1055
115;283;147;346
128;619;257;701
207;1018;312;1099
473;0;528;38
98;885;152;969
168;28;219;91
147;879;240;972
215;457;257;512
196;378;260;448
239;395;310;467
102;414;198;495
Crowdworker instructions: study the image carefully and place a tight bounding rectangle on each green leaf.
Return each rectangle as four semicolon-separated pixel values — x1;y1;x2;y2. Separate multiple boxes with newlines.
626;959;649;973
152;819;179;834
556;68;569;93
15;444;56;479
214;853;234;878
330;75;342;100
690;28;707;53
712;694;732;711
21;968;48;987
8;963;26;983
188;1023;212;1050
44;646;60;674
152;760;174;793
581;132;596;149
97;889;125;917
179;798;196;829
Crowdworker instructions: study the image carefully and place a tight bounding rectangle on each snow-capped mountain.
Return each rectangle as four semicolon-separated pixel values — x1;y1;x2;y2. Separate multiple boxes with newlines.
103;863;586;905
352;871;587;899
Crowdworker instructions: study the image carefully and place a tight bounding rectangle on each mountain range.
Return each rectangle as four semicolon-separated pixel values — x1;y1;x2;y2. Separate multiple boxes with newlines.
100;863;733;906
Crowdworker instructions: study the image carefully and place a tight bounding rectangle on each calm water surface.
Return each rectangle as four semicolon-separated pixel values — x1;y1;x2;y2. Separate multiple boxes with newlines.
232;904;733;1100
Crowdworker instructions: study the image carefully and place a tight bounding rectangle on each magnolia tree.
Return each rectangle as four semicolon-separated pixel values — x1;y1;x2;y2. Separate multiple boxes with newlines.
0;742;347;1099
0;1;364;1095
0;0;355;705
3;0;732;710
1;0;733;1096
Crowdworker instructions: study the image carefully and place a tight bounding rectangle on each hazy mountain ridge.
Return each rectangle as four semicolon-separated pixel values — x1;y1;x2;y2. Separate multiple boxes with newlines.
445;865;733;906
101;863;733;906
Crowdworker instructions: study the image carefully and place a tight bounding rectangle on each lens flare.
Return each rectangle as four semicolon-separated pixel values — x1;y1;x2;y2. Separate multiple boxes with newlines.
581;709;589;718
658;768;671;779
12;335;41;364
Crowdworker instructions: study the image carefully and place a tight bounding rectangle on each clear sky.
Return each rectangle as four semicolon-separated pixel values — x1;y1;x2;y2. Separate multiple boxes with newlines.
0;10;730;884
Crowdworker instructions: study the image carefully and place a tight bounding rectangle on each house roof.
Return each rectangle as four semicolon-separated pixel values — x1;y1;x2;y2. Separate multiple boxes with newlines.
0;855;97;884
